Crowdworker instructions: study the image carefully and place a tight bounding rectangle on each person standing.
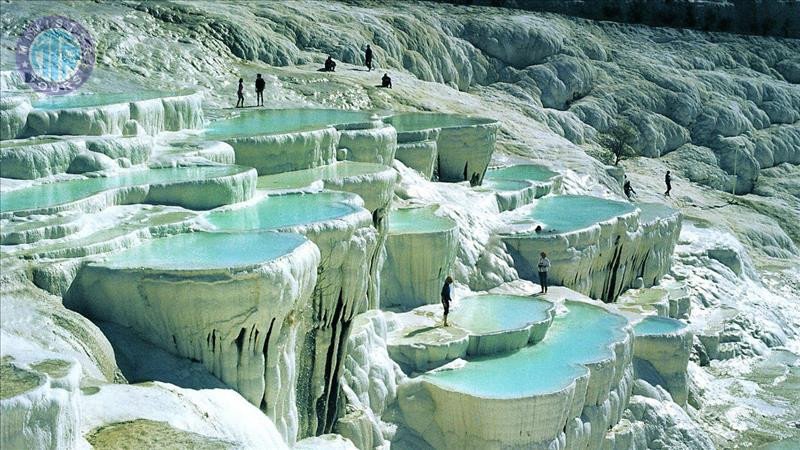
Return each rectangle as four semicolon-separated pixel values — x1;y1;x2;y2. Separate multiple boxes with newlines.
441;276;453;327
664;170;672;197
236;78;244;108
255;73;266;107
538;252;551;294
623;176;636;200
365;45;373;71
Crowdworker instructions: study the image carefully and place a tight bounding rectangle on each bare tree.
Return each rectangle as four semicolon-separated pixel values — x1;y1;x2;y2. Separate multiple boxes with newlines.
598;121;637;166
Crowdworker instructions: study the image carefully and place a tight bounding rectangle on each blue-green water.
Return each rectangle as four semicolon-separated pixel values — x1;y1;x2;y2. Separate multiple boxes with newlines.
204;108;375;139
206;191;361;231
1;166;247;213
33;91;171;110
386;112;494;132
99;231;306;270
425;301;628;398
481;179;532;192
257;161;386;190
388;206;456;234
450;294;553;334
634;316;686;336
523;195;635;233
637;202;677;223
485;164;558;183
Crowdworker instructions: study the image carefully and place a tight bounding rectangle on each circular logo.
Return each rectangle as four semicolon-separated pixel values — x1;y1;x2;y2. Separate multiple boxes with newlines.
16;16;95;95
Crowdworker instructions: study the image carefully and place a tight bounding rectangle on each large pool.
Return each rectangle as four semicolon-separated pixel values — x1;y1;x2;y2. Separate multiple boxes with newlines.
1;166;247;213
484;164;559;183
32;91;173;110
521;195;635;233
450;294;553;334
97;231;307;271
425;301;627;398
388;206;456;234
204;108;376;139
206;191;362;231
386;113;495;132
257;161;387;190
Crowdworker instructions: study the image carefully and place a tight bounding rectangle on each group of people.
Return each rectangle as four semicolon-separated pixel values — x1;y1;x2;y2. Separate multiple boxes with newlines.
622;170;673;201
236;45;391;107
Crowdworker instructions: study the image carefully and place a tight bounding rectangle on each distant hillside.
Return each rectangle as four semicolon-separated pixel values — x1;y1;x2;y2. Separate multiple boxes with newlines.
437;0;800;38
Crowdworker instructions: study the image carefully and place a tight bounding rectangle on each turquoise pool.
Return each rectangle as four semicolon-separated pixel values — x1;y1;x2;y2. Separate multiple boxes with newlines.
386;113;495;132
634;316;686;336
388;206;456;234
522;195;635;233
450;295;552;334
206;191;361;231
257;162;386;190
32;91;173;110
1;166;247;213
204;108;376;139
484;164;558;183
425;301;627;398
99;231;306;270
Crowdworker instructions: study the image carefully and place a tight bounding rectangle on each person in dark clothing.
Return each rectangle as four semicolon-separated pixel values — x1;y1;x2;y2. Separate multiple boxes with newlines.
255;74;265;107
324;56;336;72
381;73;392;89
538;252;550;294
664;170;672;196
623;176;636;200
365;45;373;71
441;276;454;327
236;78;244;108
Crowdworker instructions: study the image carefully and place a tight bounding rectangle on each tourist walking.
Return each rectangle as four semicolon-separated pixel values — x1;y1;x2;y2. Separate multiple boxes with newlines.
365;44;373;71
664;170;672;197
623;176;636;200
236;78;244;108
381;73;392;89
255;73;265;107
441;276;453;327
538;252;550;294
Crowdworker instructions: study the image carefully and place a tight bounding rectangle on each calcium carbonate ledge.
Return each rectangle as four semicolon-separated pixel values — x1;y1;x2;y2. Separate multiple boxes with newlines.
632;315;692;406
385;113;499;183
381;205;459;311
0;165;256;218
23;91;203;137
64;231;319;442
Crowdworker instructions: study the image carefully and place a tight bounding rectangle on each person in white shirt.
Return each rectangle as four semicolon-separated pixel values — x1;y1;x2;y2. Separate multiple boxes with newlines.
538;252;551;294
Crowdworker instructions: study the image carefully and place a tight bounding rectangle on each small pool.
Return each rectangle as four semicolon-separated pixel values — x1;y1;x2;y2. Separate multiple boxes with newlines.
204;108;376;139
99;231;306;271
257;162;387;190
450;295;552;334
32;91;172;110
480;179;532;192
425;301;627;398
637;202;677;224
484;164;558;183
521;195;635;234
206;191;362;231
1;166;248;213
386;113;495;132
388;206;456;234
634;316;686;336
